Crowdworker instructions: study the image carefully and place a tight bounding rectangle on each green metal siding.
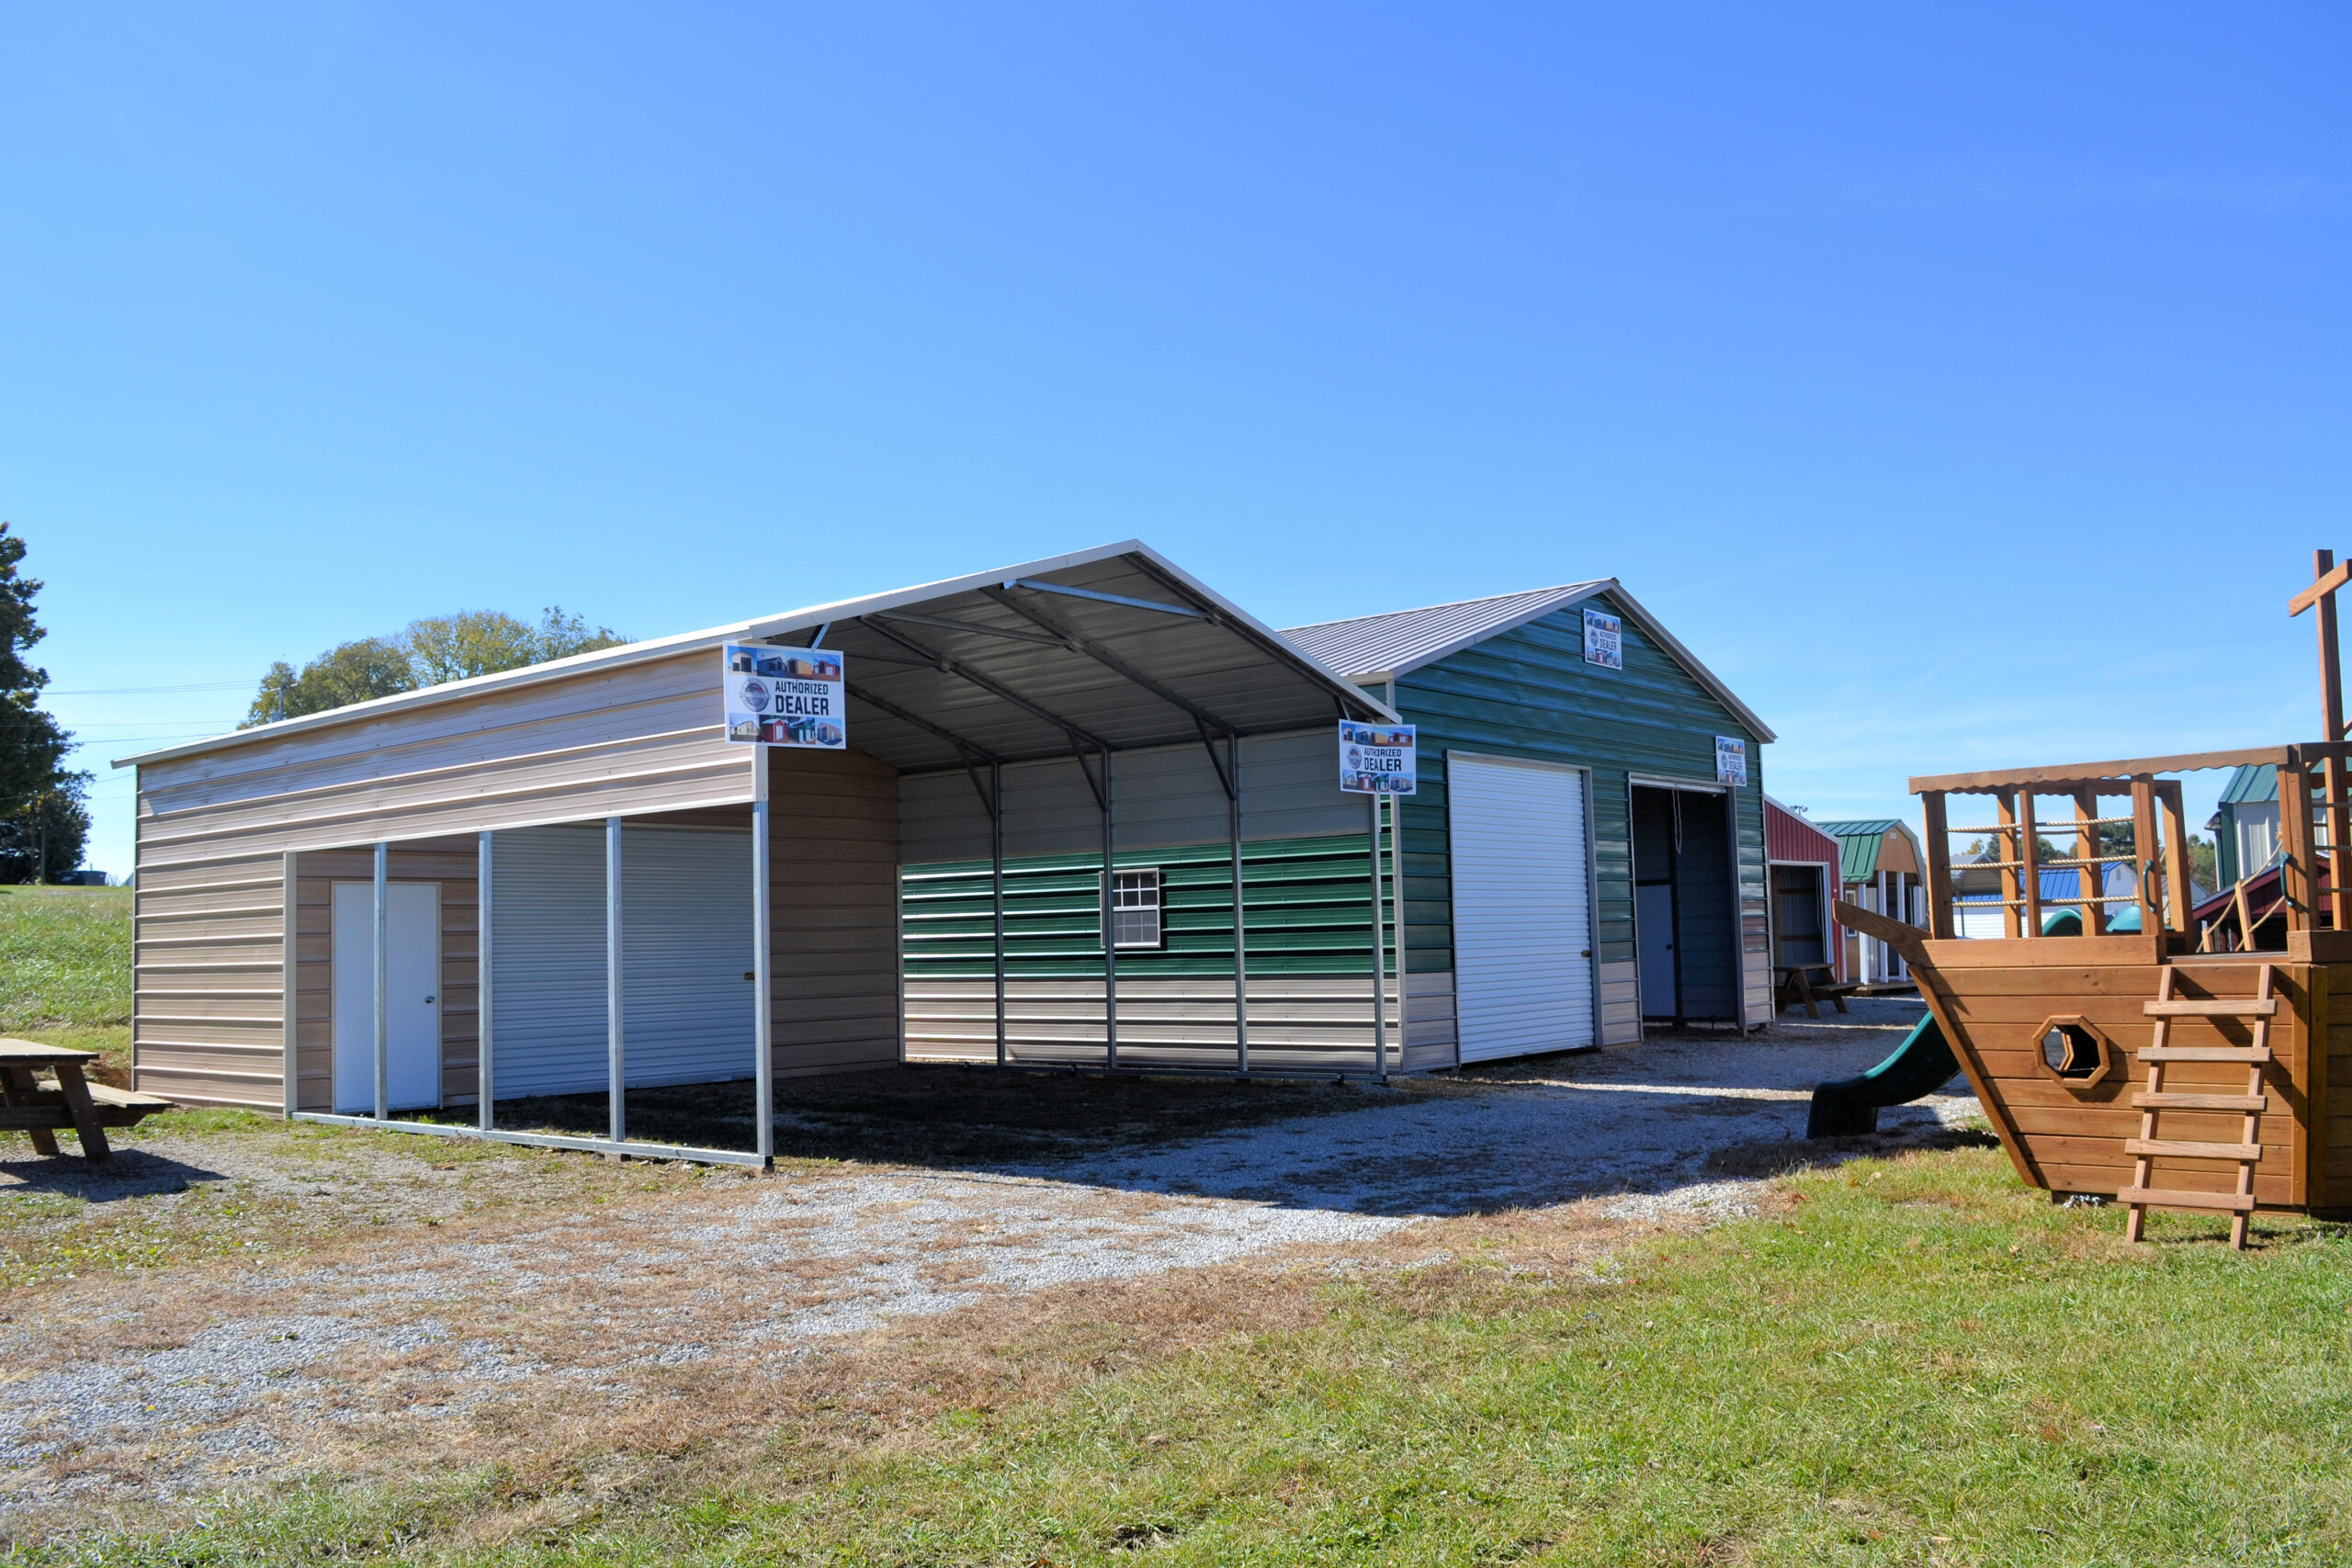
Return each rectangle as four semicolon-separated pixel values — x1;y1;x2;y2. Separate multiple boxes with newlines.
902;830;1389;979
1386;592;1765;977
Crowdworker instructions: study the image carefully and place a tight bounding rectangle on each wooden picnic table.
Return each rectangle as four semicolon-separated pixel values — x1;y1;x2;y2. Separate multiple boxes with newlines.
1774;964;1861;1020
0;1039;174;1163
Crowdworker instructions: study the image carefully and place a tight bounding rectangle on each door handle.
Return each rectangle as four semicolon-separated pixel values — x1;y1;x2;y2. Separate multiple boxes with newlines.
424;996;436;1004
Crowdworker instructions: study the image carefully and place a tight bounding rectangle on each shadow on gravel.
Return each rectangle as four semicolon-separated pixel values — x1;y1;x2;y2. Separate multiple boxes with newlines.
0;1148;231;1201
444;1066;1396;1168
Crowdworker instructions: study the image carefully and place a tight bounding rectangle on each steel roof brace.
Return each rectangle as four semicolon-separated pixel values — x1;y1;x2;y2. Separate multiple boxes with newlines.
979;584;1245;741
843;681;1003;767
1196;715;1235;801
1120;553;1393;722
869;609;1065;647
1001;577;1210;620
964;757;1001;821
1072;742;1108;813
855;616;1113;753
808;622;831;649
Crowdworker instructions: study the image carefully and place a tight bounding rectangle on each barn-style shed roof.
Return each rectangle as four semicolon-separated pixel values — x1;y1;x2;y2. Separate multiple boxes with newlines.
1282;580;1775;743
1814;818;1924;884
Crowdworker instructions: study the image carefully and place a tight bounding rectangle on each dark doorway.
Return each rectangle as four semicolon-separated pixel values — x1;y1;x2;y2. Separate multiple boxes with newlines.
1770;863;1830;970
1631;786;1737;1024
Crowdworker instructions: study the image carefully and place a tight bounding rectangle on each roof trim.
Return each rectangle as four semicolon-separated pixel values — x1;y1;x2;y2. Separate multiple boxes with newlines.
1286;580;1775;744
116;540;1396;770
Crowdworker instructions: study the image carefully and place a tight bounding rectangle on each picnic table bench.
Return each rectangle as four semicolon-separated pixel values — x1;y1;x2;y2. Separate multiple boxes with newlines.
1774;964;1863;1020
0;1039;173;1162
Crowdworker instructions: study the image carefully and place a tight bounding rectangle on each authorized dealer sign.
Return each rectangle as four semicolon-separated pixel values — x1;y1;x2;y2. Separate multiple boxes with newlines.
723;644;847;749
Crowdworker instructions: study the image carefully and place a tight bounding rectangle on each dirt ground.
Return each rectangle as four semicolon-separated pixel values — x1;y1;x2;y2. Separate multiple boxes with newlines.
0;998;1976;1543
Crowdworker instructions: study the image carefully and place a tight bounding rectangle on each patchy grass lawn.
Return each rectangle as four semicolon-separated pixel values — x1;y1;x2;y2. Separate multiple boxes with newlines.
40;1144;2352;1567
0;884;131;1078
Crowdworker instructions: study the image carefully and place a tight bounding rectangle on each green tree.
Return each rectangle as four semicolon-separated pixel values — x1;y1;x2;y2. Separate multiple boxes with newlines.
244;637;414;725
0;524;75;815
0;523;85;881
244;606;629;727
0;776;92;883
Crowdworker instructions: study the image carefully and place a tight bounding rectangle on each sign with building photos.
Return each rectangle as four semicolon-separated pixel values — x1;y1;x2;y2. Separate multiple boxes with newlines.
723;644;847;749
1339;719;1417;795
1582;606;1623;669
1715;735;1748;787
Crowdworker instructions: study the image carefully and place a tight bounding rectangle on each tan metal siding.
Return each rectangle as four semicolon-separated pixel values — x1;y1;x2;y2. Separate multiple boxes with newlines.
769;747;902;1077
133;852;287;1110
133;652;752;871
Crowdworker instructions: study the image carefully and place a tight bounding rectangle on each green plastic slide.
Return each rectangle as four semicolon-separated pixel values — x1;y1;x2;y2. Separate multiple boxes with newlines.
1805;1012;1962;1138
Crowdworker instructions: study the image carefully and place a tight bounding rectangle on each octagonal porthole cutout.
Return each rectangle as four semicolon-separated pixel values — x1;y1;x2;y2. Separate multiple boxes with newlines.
2033;1014;2120;1094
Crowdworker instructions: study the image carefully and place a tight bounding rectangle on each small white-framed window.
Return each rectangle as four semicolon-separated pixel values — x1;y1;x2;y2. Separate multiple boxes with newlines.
1108;869;1163;950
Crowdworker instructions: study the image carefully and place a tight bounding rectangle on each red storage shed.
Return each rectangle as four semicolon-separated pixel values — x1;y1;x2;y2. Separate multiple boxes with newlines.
1764;796;1846;983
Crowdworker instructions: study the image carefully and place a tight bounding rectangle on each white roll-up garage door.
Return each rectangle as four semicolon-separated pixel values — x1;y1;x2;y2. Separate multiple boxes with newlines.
489;823;756;1099
1447;754;1595;1063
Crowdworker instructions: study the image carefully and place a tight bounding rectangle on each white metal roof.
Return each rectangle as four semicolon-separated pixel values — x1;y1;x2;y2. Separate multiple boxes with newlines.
119;542;1398;774
1281;581;1776;742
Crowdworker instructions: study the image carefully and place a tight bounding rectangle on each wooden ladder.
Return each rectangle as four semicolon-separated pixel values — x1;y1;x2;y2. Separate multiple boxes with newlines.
2123;964;2277;1249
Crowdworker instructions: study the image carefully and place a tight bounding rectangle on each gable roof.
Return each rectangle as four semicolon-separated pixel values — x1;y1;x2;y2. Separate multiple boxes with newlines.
1281;581;1775;742
117;540;1396;773
2219;762;2278;807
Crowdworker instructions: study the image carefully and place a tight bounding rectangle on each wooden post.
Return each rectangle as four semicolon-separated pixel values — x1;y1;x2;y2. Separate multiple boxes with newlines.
2074;787;2104;936
2290;547;2351;931
1995;791;2023;940
2130;777;2164;961
2281;759;2315;934
2157;780;2192;936
2018;792;2043;937
1920;791;1953;939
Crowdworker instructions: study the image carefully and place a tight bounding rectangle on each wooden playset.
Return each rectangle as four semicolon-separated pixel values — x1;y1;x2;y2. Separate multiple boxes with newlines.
1836;550;2352;1245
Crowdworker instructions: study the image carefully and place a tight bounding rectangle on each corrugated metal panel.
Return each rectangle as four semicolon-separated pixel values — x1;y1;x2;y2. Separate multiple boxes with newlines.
1448;756;1593;1062
130;852;288;1111
1814;819;1900;883
487;824;755;1099
903;831;1383;980
899;728;1365;864
1283;585;1607;680
2219;763;2278;806
1765;799;1841;867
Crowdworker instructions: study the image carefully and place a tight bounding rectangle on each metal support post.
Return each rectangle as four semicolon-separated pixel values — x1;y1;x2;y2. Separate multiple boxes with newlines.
606;815;625;1146
1387;680;1408;1073
991;761;1007;1068
1230;735;1249;1075
1369;791;1388;1082
478;830;494;1131
1102;750;1118;1072
752;753;775;1165
372;841;389;1122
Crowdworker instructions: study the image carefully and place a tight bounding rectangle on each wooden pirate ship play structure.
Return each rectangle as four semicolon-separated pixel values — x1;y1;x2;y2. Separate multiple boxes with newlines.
1825;550;2352;1245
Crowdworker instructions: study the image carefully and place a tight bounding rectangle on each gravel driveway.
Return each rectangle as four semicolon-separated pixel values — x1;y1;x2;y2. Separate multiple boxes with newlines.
3;998;1971;1531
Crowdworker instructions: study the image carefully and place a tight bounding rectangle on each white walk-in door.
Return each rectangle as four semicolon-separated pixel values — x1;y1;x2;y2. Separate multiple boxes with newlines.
1448;755;1595;1063
332;881;442;1113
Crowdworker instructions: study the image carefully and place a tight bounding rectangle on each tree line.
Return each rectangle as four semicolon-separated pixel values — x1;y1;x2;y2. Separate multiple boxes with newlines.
244;607;628;727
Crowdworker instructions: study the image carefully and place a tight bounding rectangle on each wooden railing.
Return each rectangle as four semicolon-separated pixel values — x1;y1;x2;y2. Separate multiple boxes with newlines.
1908;744;2324;953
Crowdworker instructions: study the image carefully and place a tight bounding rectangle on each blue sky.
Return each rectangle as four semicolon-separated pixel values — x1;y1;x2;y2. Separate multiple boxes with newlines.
7;4;2347;879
